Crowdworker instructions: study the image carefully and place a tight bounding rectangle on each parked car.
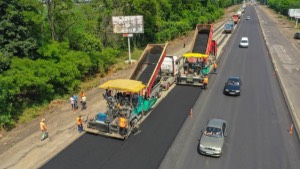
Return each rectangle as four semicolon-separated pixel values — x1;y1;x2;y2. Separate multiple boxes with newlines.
239;37;249;48
246;16;251;20
294;32;300;39
223;76;241;96
199;119;227;157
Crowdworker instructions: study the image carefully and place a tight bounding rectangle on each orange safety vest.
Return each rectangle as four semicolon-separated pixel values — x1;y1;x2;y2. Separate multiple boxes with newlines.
213;63;217;68
119;118;127;128
76;117;82;125
40;122;47;131
80;92;86;98
203;77;209;84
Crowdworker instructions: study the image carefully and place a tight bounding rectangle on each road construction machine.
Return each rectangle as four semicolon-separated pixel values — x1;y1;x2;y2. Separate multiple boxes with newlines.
176;24;217;86
85;79;157;139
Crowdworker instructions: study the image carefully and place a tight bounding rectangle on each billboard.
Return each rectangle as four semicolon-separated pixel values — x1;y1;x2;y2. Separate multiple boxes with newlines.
289;9;300;17
112;15;144;34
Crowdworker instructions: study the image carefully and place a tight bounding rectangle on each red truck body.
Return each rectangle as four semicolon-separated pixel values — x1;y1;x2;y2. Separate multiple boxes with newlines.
232;15;239;24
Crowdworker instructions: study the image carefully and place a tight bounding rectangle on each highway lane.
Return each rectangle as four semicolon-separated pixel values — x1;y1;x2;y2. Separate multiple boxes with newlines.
42;86;201;169
159;5;300;169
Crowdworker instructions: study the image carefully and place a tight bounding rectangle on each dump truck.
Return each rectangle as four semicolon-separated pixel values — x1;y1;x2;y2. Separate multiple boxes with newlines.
176;24;217;86
224;21;234;33
130;44;168;98
85;79;157;139
160;55;178;90
232;14;239;24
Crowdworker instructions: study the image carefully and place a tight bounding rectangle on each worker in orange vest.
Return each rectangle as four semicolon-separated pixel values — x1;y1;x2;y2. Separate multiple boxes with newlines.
213;62;217;74
203;76;209;90
40;118;48;141
76;116;83;133
119;117;128;136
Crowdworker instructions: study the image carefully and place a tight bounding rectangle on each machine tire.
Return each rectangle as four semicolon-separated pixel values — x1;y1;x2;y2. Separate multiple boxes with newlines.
130;118;138;128
156;91;162;98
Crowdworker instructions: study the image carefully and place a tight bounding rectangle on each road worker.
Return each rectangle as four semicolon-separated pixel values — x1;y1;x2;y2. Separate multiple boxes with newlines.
81;95;87;110
76;116;83;133
119;116;128;136
40;118;48;141
213;62;217;74
203;76;209;90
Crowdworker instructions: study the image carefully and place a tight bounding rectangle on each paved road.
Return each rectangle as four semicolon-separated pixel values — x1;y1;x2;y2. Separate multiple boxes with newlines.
42;5;300;169
256;5;300;138
42;86;201;169
159;5;300;169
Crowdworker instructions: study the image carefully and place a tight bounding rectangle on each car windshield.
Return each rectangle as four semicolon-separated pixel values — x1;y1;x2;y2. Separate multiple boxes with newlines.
241;40;248;43
204;127;222;138
227;80;239;86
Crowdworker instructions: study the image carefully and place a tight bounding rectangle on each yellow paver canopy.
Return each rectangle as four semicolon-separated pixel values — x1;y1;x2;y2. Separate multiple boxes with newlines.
99;79;145;93
183;53;208;58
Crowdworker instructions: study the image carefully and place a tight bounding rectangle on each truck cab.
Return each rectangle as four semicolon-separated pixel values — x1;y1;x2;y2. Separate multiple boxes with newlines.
161;55;178;90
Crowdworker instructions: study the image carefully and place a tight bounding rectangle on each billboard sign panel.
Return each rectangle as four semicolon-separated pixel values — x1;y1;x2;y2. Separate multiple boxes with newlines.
112;15;144;34
289;9;300;17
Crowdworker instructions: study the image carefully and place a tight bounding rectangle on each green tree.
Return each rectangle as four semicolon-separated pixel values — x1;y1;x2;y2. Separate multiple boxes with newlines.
0;0;43;63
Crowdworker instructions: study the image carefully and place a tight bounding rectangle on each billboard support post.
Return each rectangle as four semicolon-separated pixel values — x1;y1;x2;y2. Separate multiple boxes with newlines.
123;33;133;64
128;36;131;64
112;15;144;64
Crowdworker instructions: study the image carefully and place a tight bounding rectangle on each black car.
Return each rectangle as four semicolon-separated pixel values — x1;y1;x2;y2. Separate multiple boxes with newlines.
294;32;300;39
223;76;241;96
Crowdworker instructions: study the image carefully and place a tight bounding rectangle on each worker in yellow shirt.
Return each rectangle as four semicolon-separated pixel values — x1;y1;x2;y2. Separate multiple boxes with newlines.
203;76;209;90
40;118;48;141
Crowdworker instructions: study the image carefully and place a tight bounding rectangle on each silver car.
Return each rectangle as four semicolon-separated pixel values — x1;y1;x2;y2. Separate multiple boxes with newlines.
199;118;227;157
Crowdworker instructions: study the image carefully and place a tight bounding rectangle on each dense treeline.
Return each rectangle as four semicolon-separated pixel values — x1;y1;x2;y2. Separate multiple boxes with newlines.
0;0;239;129
261;0;300;16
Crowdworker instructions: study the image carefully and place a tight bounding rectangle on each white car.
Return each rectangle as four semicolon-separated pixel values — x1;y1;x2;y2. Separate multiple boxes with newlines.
246;16;251;20
239;37;249;48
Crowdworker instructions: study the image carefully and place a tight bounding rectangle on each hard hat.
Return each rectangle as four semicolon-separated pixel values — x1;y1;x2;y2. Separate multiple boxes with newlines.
41;118;45;122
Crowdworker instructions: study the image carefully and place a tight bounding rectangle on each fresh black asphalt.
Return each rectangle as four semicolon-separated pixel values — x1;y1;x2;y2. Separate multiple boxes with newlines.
192;30;209;53
137;54;161;85
42;86;201;169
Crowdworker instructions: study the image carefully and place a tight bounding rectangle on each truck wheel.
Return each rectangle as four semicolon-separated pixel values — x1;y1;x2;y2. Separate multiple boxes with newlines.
156;92;161;98
166;83;170;90
130;118;138;128
159;90;162;97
